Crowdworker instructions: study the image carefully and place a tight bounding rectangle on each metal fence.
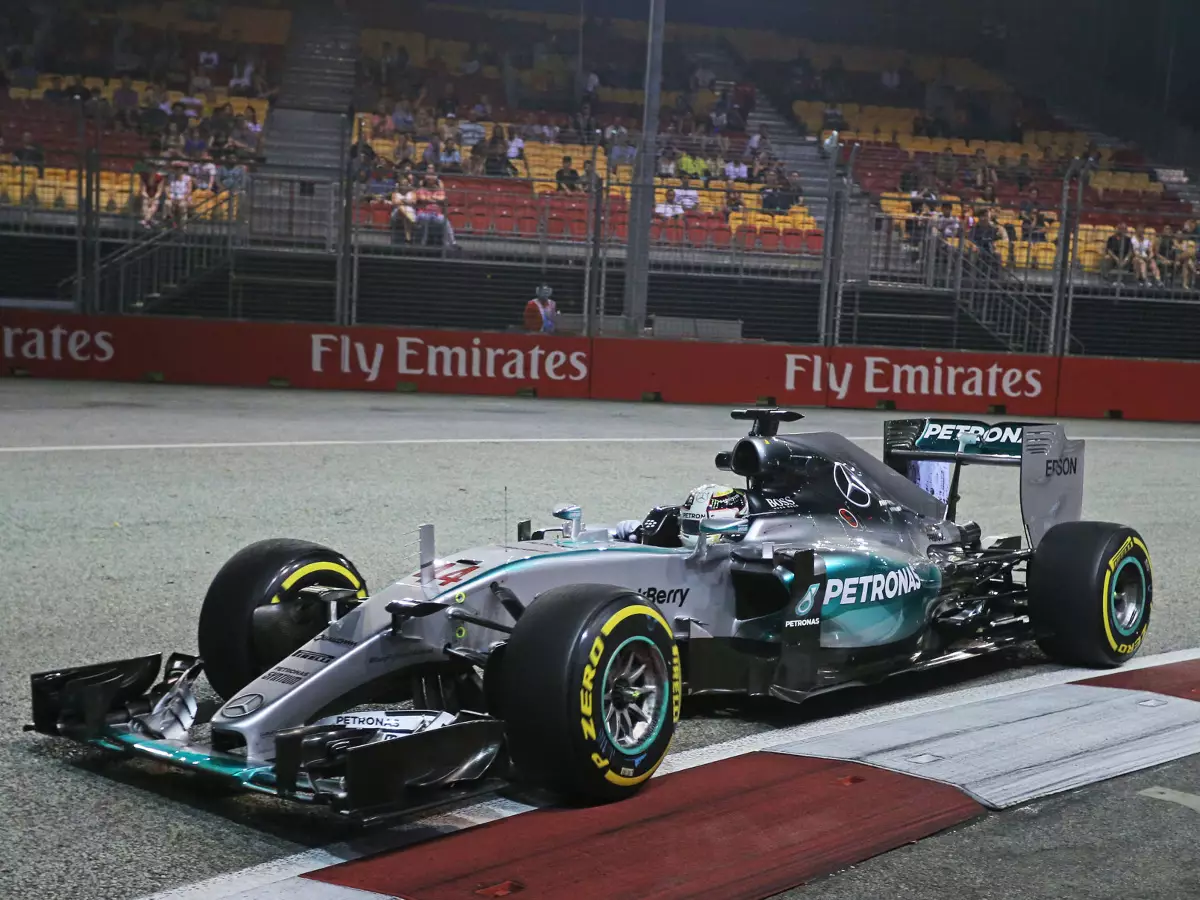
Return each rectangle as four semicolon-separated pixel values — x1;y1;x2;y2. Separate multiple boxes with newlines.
4;124;1200;361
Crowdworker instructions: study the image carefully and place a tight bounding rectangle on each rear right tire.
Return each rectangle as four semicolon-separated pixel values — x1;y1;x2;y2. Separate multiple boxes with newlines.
1028;521;1152;668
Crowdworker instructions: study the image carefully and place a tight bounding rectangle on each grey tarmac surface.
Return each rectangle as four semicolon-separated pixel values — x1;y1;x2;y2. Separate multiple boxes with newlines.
1;380;1198;899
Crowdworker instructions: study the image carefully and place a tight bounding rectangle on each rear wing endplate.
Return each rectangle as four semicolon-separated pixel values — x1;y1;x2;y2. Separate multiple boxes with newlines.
883;418;1084;548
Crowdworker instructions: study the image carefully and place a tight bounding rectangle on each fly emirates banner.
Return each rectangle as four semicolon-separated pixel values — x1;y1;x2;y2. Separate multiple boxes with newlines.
0;311;1192;421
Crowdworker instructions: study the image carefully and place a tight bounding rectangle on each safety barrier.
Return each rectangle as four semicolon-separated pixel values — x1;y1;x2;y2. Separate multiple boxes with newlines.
0;309;1190;423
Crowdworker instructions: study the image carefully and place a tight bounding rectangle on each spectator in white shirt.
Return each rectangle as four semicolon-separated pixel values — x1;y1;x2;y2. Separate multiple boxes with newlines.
654;188;684;219
657;149;677;178
1131;224;1164;287
747;125;770;154
724;158;748;181
882;68;900;91
675;176;699;210
166;164;193;222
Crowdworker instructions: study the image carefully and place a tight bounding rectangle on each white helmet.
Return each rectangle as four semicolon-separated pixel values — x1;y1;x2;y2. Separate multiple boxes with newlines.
678;484;747;548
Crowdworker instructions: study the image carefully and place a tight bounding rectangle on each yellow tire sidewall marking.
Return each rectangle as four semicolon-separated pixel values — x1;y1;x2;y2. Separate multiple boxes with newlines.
1102;537;1150;653
580;599;681;788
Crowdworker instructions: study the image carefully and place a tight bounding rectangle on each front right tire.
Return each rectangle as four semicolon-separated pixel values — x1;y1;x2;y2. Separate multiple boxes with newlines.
497;584;682;804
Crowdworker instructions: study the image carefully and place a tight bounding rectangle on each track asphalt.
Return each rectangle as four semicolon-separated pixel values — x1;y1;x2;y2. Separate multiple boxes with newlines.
2;380;1199;899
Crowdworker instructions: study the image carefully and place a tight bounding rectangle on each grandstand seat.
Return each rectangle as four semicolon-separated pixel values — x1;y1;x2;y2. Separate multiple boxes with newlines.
516;214;540;237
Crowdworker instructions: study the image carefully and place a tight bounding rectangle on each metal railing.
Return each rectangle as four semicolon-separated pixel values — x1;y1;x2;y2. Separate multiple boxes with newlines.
7;130;1200;360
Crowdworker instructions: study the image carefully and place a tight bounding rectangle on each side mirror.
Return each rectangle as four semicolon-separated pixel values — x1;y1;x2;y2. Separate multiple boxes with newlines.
552;504;583;540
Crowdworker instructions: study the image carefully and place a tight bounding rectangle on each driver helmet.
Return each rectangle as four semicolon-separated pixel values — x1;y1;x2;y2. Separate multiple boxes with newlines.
678;484;747;548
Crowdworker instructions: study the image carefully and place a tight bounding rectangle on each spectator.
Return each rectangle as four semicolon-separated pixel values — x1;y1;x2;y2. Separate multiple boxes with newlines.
747;124;771;156
164;162;194;223
414;106;435;138
723;184;744;218
654;188;684;219
972;208;1001;269
1156;225;1181;286
675;175;699;210
556;155;580;192
472;94;492;119
390;173;417;243
609;132;635;169
458;110;486;148
243;105;263;136
657;148;677;178
506;126;529;177
1179;221;1198;291
139;162;166;226
412;173;455;246
881;66;900;91
391;99;415;135
191;153;217;191
523;285;558;333
41;75;67;101
216;153;248;194
723;156;748;182
182;124;208;157
483;126;510;176
678;146;705;180
1103;223;1133;283
760;171;791;213
1130;224;1164;287
439;139;463;173
421;136;442;172
1019;188;1051;242
581;159;602;193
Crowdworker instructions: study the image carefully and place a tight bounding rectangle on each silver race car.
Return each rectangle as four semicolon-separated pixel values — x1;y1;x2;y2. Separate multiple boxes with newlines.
27;409;1152;823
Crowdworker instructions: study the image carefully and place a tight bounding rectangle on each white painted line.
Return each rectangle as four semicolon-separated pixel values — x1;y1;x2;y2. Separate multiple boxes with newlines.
133;647;1200;900
0;436;754;454
1138;786;1200;814
5;433;1200;454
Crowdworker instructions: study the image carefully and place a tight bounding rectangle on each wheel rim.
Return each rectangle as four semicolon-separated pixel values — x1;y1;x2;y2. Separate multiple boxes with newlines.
1110;557;1147;636
601;636;670;755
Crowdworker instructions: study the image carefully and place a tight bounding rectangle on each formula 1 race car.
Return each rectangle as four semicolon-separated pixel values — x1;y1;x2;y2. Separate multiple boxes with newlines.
27;409;1154;823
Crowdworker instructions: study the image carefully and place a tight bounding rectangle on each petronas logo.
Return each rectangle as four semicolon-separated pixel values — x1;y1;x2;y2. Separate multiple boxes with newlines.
795;583;819;617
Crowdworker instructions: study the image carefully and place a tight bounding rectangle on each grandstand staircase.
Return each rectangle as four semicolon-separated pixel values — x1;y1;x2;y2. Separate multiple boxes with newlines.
61;194;238;314
247;4;358;257
736;84;832;228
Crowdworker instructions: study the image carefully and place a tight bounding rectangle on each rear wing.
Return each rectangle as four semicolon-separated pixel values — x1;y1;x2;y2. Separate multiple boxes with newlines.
883;418;1085;548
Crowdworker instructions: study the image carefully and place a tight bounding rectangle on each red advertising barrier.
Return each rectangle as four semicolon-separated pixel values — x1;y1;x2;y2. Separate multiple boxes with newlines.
588;337;828;406
0;311;593;398
0;309;1195;422
1056;356;1193;422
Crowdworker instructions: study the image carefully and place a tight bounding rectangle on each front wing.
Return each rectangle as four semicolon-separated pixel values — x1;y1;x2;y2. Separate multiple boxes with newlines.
27;652;508;824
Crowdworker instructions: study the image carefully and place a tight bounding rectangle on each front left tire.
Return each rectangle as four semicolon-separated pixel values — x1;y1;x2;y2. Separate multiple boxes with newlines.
197;539;366;700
